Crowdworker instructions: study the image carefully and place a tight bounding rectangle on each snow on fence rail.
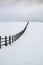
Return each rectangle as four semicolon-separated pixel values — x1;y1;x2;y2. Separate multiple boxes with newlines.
0;21;29;49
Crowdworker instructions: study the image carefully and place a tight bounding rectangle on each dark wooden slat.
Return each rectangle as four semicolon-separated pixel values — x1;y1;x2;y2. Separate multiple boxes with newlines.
9;35;11;45
0;36;1;48
5;36;8;46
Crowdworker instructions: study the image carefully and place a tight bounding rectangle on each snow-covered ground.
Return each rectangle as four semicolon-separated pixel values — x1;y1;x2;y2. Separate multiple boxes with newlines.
0;22;43;65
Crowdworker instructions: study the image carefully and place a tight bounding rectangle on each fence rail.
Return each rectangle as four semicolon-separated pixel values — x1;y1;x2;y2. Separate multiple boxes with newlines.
0;21;29;49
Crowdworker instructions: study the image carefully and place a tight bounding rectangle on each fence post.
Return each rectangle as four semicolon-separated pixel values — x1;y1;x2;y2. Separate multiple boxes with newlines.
9;35;11;45
5;36;7;46
12;35;14;43
0;36;1;48
14;35;16;41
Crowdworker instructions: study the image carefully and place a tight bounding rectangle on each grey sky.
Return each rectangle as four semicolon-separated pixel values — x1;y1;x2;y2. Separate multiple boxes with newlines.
0;0;43;5
0;0;43;22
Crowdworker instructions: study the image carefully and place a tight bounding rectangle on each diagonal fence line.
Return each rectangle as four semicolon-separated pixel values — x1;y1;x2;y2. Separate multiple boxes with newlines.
0;21;29;49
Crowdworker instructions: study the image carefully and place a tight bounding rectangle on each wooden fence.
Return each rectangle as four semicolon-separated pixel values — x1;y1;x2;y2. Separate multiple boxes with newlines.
0;35;14;48
0;21;29;49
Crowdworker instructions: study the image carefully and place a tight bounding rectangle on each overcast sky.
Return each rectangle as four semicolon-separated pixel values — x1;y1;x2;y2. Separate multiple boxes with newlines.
0;0;43;22
0;0;43;5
